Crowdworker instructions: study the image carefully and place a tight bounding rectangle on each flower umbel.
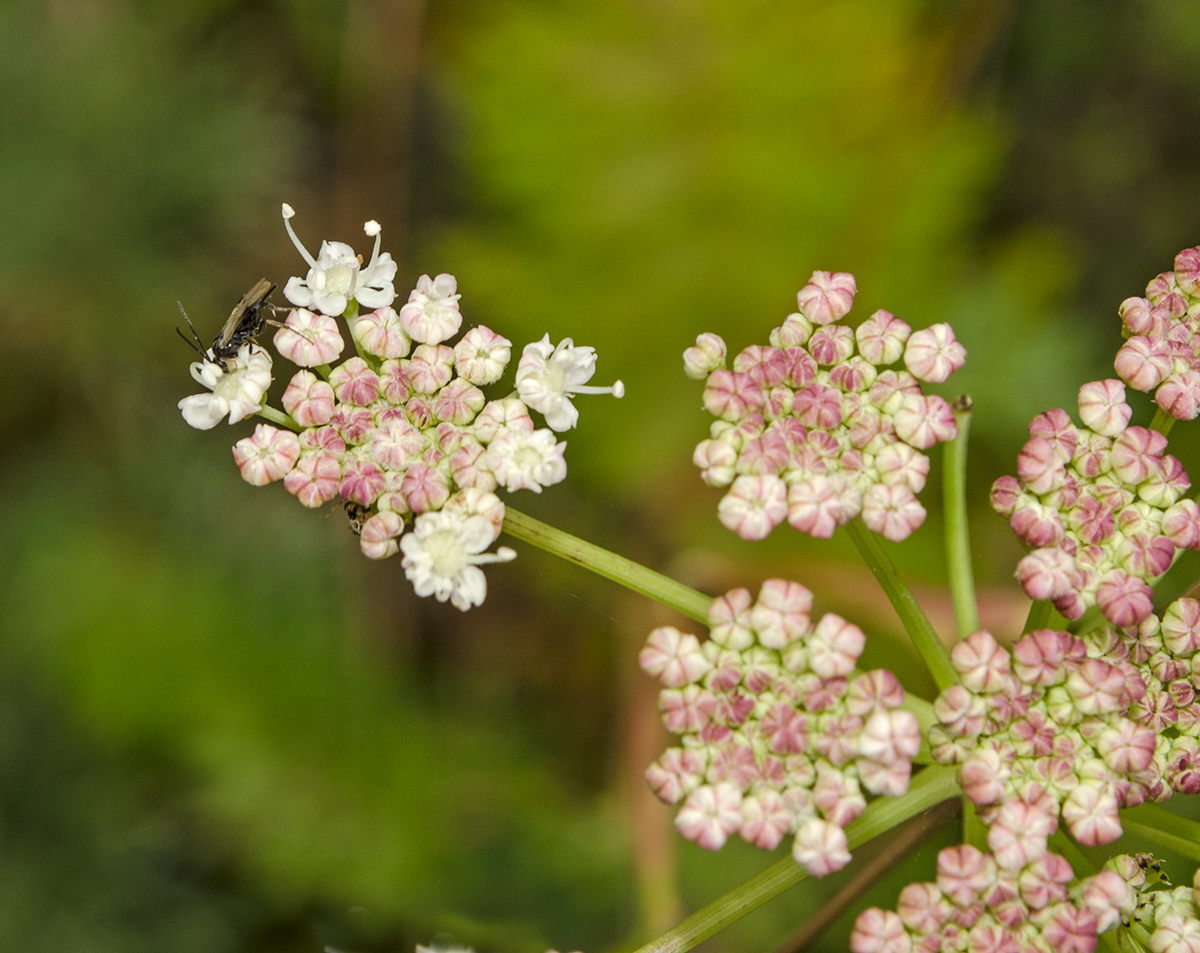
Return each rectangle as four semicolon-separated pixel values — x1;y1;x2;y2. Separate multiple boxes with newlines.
688;270;965;543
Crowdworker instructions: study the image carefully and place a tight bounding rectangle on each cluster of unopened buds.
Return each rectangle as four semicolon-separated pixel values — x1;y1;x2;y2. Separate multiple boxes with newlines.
685;270;966;542
178;204;622;610
1116;247;1200;420
851;845;1149;953
928;600;1200;857
639;580;920;876
991;380;1200;627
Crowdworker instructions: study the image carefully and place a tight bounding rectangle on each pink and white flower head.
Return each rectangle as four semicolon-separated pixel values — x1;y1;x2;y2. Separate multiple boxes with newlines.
485;426;568;493
232;424;300;486
515;335;625;432
281;205;397;316
454;325;512;385
400;509;516;612
351;306;411;359
642;582;913;868
178;344;273;430
398;273;463;345
273;308;345;367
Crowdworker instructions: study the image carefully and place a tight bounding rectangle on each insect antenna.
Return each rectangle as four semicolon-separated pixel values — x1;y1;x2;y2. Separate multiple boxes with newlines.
176;302;211;360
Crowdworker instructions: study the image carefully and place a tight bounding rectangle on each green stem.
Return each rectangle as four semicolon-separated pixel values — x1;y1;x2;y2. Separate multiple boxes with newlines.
1150;406;1175;438
629;766;960;953
944;397;979;638
1021;599;1055;634
1120;804;1200;863
255;404;301;432
843;517;956;692
501;507;711;623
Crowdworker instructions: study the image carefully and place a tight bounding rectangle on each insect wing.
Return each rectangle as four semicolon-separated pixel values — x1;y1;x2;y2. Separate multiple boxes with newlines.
214;277;275;354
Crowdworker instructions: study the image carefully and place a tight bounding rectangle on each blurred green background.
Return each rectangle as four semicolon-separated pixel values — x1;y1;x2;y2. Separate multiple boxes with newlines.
4;1;1200;951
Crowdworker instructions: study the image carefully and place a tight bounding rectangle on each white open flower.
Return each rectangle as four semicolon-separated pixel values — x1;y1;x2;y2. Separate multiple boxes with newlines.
515;335;624;432
485;426;568;493
280;204;397;317
400;510;516;611
178;345;273;430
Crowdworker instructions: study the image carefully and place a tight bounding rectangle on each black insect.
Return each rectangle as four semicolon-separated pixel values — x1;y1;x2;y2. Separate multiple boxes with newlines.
177;278;277;372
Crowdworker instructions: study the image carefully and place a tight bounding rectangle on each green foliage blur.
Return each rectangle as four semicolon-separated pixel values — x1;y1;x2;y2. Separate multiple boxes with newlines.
4;1;1200;951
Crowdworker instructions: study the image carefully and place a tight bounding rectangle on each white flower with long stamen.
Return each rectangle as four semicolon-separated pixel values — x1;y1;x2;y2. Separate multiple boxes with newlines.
515;335;624;432
400;510;517;611
178;344;272;430
280;204;397;316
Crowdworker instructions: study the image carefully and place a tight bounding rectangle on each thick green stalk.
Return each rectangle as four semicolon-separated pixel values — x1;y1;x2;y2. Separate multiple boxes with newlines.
1022;599;1054;634
1150;406;1175;438
629;766;960;953
501;506;712;623
843;517;957;691
1120;804;1200;862
943;397;979;638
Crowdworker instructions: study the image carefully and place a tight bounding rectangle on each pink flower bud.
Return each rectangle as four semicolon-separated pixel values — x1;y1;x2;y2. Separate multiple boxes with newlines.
329;357;380;407
1117;532;1175;578
750;579;813;649
1176;246;1200;293
787;475;845;538
894;394;957;450
453;325;511;384
232;424;300;486
704;369;764;421
1039;905;1098;953
1061;783;1122;845
855;310;911;366
739;789;793;850
987;798;1056;871
792;382;844;429
792;817;852;876
1079;870;1136;933
782;346;818;387
936;845;990;906
281;370;335;426
693;437;739;487
359;510;404;560
860;484;927;542
274;308;345;366
717;475;788;540
340;456;386;506
1010;501;1065;548
990;475;1021;516
808;613;866;677
808;325;856;365
959;747;1009;805
1072;432;1113;478
1016;548;1075;601
683;332;728;379
352;306;411;359
645;747;707;804
796;270;857;325
283;451;342;508
733;344;788;388
1111;426;1167;484
1119;296;1159;335
1096;718;1156;773
858;709;920;766
850;908;910;953
674;782;743;850
1067;495;1116;545
708;588;754;650
1163;499;1200;549
876;443;930;493
950;631;1011;693
1095;570;1154;627
1077;379;1131;437
1115;336;1173;392
903;323;966;383
639;627;712;687
933;683;987;738
1017;437;1068;495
